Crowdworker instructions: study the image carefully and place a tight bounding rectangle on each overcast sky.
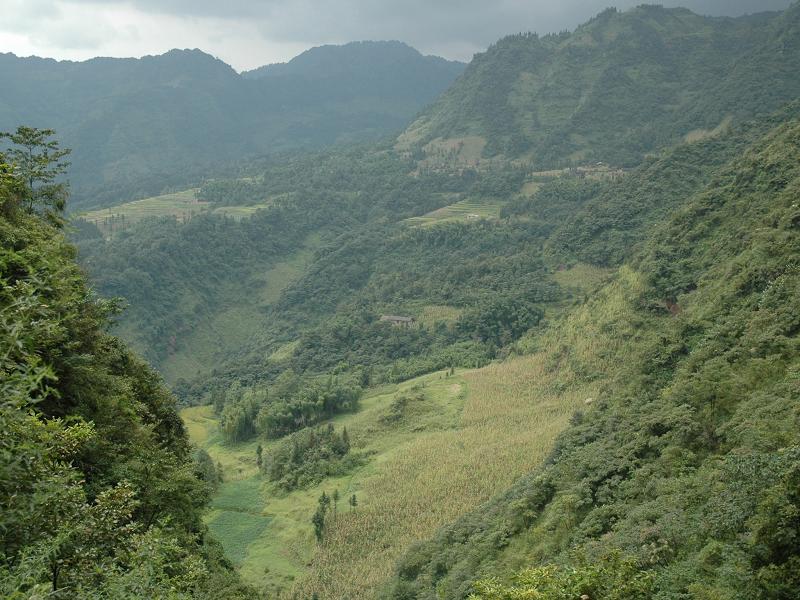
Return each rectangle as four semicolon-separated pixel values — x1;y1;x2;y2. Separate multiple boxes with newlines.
0;0;794;71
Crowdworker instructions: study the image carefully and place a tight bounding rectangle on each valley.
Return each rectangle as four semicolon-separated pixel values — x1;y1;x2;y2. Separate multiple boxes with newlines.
3;2;800;599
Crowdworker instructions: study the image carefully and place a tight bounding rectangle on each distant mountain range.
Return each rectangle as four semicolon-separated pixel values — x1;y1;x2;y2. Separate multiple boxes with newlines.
0;41;464;209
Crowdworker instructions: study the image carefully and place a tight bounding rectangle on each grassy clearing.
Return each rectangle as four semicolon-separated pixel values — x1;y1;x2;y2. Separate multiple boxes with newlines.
394;117;432;152
416;304;464;328
77;189;279;235
78;189;206;234
159;297;270;385
180;264;623;598
422;136;487;166
157;236;321;384
183;375;469;593
406;198;505;227
521;180;543;196
212;202;272;220
259;235;320;305
552;263;614;298
268;340;300;363
684;115;732;143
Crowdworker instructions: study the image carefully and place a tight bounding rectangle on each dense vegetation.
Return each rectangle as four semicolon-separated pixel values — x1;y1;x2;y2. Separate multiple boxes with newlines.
75;147;554;402
0;136;253;597
386;107;800;600
0;42;463;209
263;424;357;491
402;4;800;165
219;372;362;443
57;4;800;598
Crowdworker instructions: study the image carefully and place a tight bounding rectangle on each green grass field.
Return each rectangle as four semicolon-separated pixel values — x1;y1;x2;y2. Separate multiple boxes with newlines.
181;374;471;594
211;202;272;220
406;197;505;227
180;259;615;596
415;304;464;327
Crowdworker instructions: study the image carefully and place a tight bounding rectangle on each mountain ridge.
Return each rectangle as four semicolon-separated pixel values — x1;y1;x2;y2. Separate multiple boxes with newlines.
399;3;800;167
0;43;464;209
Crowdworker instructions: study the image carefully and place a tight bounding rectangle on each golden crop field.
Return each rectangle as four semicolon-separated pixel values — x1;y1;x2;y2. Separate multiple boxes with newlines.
182;265;639;599
287;270;642;598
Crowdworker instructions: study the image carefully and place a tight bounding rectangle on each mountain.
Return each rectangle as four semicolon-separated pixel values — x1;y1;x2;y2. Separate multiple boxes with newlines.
388;102;800;600
399;4;800;167
244;40;462;85
65;3;800;598
0;43;464;209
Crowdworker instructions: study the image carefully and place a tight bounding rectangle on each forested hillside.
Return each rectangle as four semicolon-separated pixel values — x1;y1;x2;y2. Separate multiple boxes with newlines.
0;137;253;596
62;3;800;599
76;5;800;401
399;4;800;166
0;42;463;209
388;105;800;600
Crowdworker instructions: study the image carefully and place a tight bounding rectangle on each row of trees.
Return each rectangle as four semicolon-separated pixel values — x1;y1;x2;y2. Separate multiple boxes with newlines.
312;489;357;543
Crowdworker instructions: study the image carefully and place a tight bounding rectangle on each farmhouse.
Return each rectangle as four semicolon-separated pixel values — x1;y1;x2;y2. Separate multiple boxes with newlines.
380;315;416;328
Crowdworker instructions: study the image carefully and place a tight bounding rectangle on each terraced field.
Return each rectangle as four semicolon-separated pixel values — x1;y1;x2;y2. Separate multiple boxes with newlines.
405;198;505;227
77;189;206;234
77;189;272;236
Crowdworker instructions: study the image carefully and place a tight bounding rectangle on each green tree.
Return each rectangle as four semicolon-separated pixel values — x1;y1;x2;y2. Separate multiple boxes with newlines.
341;427;350;453
211;387;227;414
312;492;331;543
0;154;23;217
332;488;340;518
1;126;71;218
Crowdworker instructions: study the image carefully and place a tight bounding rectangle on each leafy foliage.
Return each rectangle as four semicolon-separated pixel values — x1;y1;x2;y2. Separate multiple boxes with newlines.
0;156;253;597
468;552;654;600
264;424;356;491
1;126;71;219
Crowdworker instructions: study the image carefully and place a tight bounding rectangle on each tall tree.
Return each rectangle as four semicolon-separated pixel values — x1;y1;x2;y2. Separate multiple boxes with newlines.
0;127;70;220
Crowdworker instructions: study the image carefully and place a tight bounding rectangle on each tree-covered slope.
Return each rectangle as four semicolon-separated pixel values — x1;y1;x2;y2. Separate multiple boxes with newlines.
0;155;253;596
399;3;800;166
0;43;463;209
386;105;800;600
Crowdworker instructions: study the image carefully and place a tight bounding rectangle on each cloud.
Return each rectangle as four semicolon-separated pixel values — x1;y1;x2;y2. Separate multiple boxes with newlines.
0;0;126;51
0;0;794;70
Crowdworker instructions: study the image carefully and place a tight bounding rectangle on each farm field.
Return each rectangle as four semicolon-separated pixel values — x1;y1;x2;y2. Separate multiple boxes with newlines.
405;197;505;227
181;262;623;597
76;188;273;236
212;203;272;219
77;189;206;234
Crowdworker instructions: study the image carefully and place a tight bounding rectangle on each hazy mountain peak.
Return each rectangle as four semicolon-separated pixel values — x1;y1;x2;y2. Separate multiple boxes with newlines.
243;40;464;80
